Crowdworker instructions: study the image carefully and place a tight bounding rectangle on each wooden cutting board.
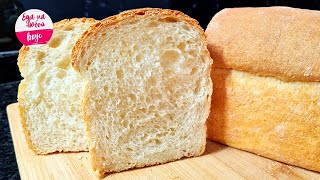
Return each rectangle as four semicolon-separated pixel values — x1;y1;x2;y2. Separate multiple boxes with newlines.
6;103;320;180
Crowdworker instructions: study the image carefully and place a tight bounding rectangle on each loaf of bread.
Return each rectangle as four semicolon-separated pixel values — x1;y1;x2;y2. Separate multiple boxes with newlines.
206;7;320;172
18;18;97;154
72;8;212;176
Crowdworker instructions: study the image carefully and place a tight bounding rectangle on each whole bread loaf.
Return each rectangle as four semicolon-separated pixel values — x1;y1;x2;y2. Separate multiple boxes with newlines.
206;7;320;172
72;8;212;176
18;18;97;154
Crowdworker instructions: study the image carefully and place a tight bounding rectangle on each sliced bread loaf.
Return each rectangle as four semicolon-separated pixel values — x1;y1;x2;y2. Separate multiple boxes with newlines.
72;8;213;176
18;18;97;154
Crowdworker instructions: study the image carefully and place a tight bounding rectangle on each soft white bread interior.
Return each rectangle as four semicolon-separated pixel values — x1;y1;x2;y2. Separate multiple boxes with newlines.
72;8;212;176
18;18;97;154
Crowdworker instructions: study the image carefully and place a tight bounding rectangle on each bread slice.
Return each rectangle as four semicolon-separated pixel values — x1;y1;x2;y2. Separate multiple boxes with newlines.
72;8;212;176
17;18;97;154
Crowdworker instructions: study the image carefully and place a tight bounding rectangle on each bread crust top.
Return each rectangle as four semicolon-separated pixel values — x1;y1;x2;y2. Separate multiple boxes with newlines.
17;18;97;75
205;6;320;82
71;8;207;72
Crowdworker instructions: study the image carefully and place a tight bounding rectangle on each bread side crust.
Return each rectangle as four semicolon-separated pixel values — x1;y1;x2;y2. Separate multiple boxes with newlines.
205;6;320;82
71;8;212;177
17;18;97;154
18;80;40;153
208;68;320;172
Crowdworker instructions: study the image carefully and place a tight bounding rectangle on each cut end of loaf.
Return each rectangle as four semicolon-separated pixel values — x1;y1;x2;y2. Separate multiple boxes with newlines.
72;8;213;176
17;18;97;154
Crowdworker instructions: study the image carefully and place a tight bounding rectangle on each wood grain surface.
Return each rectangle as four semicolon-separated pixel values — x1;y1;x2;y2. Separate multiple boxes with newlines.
6;103;320;179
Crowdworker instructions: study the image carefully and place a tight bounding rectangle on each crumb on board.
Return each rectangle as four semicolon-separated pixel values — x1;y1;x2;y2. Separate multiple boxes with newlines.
170;175;179;179
77;155;84;160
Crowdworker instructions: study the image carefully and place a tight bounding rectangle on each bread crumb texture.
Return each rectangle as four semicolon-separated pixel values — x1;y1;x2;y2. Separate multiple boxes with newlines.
72;8;212;175
17;18;96;154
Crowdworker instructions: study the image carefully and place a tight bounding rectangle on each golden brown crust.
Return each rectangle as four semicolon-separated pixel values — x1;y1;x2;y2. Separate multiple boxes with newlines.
18;81;47;154
17;80;39;153
208;68;320;172
17;46;29;72
72;8;206;72
205;7;320;82
17;18;97;154
53;18;97;29
81;82;98;171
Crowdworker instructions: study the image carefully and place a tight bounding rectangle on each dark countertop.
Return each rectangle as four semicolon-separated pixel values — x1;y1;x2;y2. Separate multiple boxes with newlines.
0;81;20;179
